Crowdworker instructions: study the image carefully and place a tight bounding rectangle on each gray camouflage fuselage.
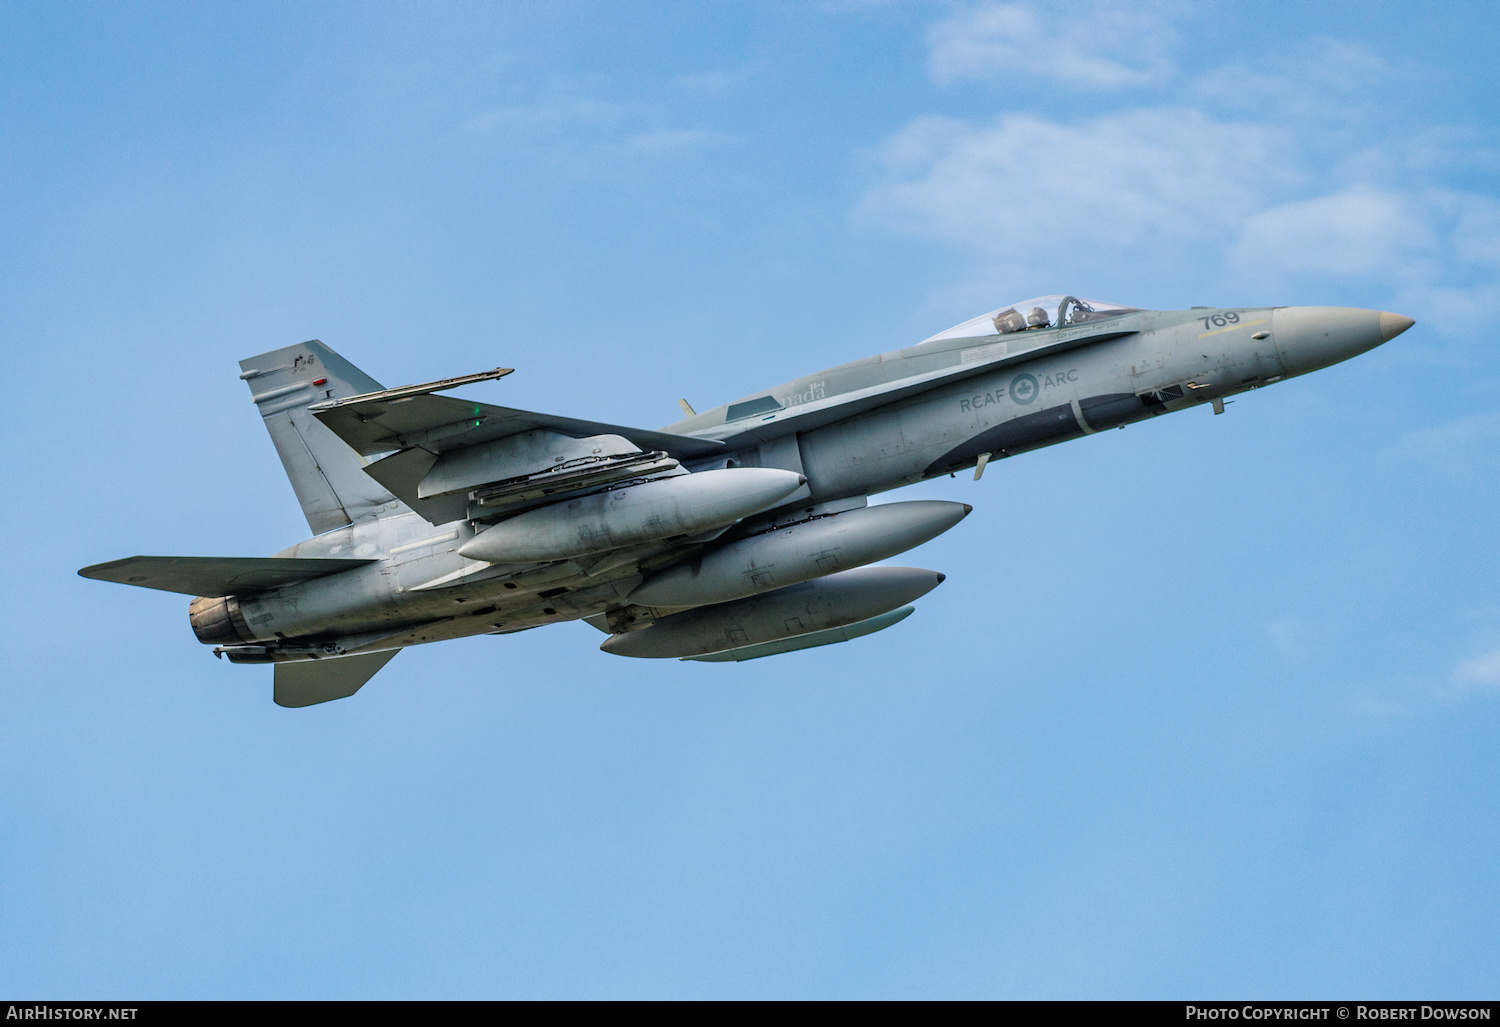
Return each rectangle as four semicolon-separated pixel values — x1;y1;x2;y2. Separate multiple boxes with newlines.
215;303;1407;655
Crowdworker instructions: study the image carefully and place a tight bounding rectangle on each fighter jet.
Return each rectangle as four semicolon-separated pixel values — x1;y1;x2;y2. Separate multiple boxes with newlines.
80;297;1414;706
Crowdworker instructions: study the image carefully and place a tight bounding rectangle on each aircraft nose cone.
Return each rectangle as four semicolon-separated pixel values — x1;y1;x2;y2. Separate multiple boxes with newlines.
1271;306;1408;377
1380;311;1416;341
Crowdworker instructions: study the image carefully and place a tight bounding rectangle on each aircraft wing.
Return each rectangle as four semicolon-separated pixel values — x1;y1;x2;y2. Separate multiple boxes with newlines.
306;370;725;525
310;386;723;461
78;556;375;597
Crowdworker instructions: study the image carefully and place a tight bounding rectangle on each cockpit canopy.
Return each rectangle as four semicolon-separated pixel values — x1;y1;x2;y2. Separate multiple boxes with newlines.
921;295;1141;344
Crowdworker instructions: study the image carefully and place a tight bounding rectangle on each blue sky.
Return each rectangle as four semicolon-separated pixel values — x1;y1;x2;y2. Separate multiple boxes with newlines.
3;0;1499;998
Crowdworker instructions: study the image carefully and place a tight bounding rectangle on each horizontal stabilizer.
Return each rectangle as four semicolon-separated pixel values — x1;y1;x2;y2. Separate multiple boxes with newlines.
78;556;375;597
274;649;400;708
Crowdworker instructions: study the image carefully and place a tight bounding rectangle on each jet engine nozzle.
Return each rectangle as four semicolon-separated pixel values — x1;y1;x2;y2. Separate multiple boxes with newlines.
1272;306;1414;377
188;594;255;645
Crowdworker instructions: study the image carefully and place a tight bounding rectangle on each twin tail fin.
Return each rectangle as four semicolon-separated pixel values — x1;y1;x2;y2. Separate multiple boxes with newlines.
238;340;398;534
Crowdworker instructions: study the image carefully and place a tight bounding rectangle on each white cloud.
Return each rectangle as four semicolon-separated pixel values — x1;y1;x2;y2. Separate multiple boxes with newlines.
1228;187;1436;280
856;108;1296;281
1396;283;1500;339
1451;649;1500;693
1368;647;1500;704
860;14;1500;332
927;3;1175;89
1193;39;1396;125
1228;188;1500;333
1400;126;1500;178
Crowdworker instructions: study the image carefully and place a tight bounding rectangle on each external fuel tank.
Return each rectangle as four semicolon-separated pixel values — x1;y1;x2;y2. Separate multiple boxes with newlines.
628;500;970;609
600;565;945;659
459;468;806;564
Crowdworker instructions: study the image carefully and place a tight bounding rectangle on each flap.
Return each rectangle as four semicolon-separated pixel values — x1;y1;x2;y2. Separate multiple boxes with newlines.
274;649;400;708
78;556;375;597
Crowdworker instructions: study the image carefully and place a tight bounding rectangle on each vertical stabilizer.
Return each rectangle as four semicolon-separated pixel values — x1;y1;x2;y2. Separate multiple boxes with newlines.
239;340;397;534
